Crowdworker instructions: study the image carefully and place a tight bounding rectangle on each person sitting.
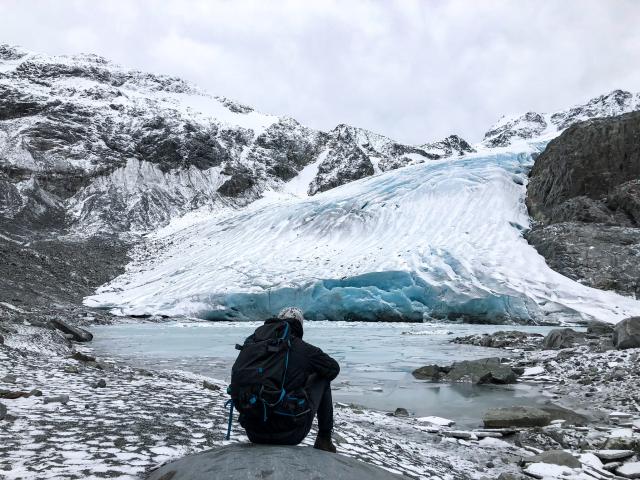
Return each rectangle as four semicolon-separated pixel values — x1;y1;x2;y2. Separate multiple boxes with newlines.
230;307;340;452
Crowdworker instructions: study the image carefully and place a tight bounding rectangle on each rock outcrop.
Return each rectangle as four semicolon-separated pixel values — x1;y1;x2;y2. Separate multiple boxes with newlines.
613;317;640;350
146;444;408;480
0;44;470;237
542;328;586;350
526;111;640;296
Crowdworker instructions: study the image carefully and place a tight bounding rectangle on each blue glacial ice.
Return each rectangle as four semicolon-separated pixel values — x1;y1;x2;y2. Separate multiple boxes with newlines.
85;144;640;324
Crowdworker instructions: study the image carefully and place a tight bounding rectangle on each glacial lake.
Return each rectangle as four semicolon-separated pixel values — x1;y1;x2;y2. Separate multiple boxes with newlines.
91;321;562;427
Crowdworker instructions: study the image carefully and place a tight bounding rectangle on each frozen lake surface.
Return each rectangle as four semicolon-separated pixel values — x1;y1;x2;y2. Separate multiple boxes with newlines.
92;321;561;427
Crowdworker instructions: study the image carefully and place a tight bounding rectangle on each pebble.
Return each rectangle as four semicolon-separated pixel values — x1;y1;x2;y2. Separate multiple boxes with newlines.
593;450;635;461
43;394;70;405
94;379;107;388
203;380;220;391
1;374;16;384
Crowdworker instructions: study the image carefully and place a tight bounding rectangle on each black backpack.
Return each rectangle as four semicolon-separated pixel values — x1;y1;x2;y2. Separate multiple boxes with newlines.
225;320;309;439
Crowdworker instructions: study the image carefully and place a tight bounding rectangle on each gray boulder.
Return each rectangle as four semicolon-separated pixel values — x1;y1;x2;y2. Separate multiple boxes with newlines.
483;406;551;428
613;317;640;350
543;328;586;350
0;402;6;420
411;365;442;380
445;358;518;384
146;444;408;480
526;450;581;468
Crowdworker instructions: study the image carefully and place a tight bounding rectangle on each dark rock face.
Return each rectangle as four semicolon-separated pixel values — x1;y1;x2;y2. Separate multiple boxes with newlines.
543;328;586;350
613;317;640;350
146;444;408;480
526;111;640;296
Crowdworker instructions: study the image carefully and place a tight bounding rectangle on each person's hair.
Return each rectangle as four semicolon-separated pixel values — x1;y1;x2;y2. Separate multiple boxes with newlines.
277;307;304;324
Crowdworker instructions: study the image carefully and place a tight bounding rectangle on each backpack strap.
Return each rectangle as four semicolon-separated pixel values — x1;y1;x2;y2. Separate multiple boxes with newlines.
224;399;234;440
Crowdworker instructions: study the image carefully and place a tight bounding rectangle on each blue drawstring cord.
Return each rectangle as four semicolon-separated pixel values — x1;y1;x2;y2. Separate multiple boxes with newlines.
225;399;234;440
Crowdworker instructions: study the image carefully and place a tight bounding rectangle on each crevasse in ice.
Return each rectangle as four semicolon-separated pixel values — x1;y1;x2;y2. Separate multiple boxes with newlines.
85;142;640;324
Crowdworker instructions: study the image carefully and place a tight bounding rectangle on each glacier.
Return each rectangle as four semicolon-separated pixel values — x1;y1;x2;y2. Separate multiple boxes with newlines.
85;140;640;324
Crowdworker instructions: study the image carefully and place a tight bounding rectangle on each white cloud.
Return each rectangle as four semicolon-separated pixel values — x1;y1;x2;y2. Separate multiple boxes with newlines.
1;0;639;143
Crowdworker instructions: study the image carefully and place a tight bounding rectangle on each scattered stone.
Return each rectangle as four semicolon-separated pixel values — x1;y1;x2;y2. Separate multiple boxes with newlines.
94;379;107;388
593;450;635;461
64;365;79;374
613;317;640;350
417;416;455;427
603;461;623;471
28;389;42;397
543;328;586;350
617;462;640;479
452;331;544;350
147;444;406;480
1;374;16;384
0;402;6;420
412;365;442;380
71;351;96;362
203;380;220;391
43;394;70;405
525;450;581;468
587;321;615;335
393;408;409;417
523;366;544;376
442;430;475;440
0;390;30;399
579;453;603;469
539;404;590;426
483;406;551;428
497;473;526;480
51;319;93;342
474;431;503;438
444;357;518;385
522;462;575;479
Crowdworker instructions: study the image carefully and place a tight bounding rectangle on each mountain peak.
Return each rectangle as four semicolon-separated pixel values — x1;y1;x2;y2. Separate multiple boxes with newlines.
482;89;640;148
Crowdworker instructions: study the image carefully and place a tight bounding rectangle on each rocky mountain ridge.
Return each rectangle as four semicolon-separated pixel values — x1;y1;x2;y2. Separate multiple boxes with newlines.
4;44;637;238
482;89;640;148
0;44;473;236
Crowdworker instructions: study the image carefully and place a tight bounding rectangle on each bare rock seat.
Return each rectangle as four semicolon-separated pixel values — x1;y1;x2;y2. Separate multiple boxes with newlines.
147;444;408;480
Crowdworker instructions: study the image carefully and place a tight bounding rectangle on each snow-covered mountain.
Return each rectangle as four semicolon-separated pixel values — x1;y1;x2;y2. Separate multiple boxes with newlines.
3;44;640;324
482;90;640;148
0;44;468;235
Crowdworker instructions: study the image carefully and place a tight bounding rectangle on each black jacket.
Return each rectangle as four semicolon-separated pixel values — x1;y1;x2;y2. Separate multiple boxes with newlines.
241;317;340;444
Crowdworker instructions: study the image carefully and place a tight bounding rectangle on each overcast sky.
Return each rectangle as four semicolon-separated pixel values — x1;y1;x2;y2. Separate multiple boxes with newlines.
1;0;639;144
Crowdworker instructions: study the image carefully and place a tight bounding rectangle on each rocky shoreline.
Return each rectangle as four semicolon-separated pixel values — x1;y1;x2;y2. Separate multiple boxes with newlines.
2;308;640;479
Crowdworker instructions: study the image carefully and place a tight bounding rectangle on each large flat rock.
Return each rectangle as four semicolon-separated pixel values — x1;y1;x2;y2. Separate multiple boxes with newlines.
147;444;407;480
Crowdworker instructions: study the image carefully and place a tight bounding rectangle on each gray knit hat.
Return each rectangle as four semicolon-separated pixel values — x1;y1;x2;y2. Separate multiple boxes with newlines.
277;307;304;324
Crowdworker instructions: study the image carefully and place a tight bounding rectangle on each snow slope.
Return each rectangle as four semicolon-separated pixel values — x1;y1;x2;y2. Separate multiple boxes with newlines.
85;139;640;324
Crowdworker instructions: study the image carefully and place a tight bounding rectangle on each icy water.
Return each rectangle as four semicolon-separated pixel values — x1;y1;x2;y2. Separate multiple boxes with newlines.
92;321;561;427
